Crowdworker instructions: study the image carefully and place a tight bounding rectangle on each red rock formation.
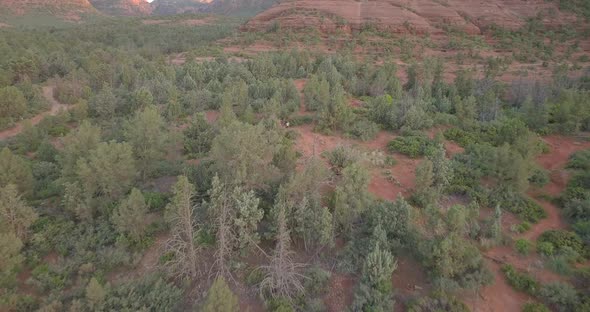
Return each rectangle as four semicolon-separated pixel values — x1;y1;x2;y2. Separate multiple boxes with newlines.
89;0;153;16
244;0;579;35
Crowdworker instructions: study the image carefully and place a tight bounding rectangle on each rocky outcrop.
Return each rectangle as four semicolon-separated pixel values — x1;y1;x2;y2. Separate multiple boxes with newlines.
244;0;579;35
151;0;209;15
89;0;152;16
0;0;97;17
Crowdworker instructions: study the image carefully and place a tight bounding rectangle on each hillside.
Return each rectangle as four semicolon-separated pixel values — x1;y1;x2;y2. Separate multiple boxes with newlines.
89;0;152;16
0;0;97;19
244;0;579;34
151;0;210;15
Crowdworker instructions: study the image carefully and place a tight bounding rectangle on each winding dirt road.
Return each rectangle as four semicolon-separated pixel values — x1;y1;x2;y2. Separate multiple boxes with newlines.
0;85;67;140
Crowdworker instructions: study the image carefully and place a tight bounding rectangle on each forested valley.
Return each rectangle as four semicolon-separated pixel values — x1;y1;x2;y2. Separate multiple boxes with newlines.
1;12;590;312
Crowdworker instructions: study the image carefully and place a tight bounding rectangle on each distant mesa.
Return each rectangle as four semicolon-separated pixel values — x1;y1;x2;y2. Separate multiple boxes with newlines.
89;0;153;16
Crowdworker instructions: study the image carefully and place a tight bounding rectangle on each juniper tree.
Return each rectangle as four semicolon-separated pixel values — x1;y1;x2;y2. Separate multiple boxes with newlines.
85;277;106;309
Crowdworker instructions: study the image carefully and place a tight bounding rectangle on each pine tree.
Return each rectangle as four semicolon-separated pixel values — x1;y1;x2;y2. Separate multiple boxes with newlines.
334;163;371;235
202;277;239;312
208;175;234;279
0;147;33;197
0;86;27;119
0;184;38;241
124;105;168;180
58;120;101;182
76;141;136;204
113;188;148;241
232;187;263;252
429;143;452;192
85;277;106;308
183;112;216;156
0;232;23;288
164;176;199;279
352;243;397;311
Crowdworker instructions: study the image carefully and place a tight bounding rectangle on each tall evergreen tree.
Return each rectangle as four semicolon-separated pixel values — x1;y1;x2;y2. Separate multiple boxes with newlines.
0;147;33;196
124;105;168;180
0;184;37;241
202;277;239;312
112;188;148;241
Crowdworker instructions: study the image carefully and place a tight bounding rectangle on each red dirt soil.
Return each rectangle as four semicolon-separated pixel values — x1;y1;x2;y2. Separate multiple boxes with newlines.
0;85;68;141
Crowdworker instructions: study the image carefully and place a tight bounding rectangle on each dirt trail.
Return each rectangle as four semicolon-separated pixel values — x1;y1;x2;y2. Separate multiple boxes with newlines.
0;85;68;140
465;134;590;312
523;135;590;241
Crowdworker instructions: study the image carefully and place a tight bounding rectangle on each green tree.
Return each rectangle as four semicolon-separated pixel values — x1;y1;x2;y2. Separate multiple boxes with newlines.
429;143;452;192
113;188;148;241
232;187;263;252
85;277;107;308
352;243;397;312
58;120;101;182
0;184;37;241
202;277;239;312
132;87;154;113
0;147;33;196
210;121;280;189
76;141;136;204
0;233;23;288
455;95;477;129
124;105;168;180
164;176;200;279
0;86;27;119
90;86;117;119
183;113;216;156
334;163;371;235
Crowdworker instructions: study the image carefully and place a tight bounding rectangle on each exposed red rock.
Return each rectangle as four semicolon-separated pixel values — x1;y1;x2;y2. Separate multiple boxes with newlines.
244;0;579;35
89;0;152;16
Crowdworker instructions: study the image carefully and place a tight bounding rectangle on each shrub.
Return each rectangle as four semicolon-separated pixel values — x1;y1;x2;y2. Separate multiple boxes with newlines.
537;242;555;256
502;264;540;295
567;149;590;170
515;239;533;255
324;146;361;171
387;134;435;158
538;230;586;258
522;302;550;312
408;291;469;312
444;128;479;147
529;168;550;187
538;282;579;312
513;221;532;233
346;118;380;141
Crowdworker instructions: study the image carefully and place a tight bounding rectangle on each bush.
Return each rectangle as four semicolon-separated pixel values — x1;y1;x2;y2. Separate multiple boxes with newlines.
502;265;540;295
513;221;532;233
323;146;361;171
346;118;380;141
522;302;550;312
537;242;555;256
529;168;550;187
538;282;579;312
444;128;479;147
515;239;533;255
387;134;435;158
538;230;586;258
567;149;590;170
408;291;469;312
